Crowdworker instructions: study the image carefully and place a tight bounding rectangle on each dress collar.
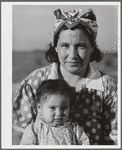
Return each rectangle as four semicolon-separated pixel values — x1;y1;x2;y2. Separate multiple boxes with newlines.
84;63;104;91
48;63;104;91
48;63;59;79
35;115;70;129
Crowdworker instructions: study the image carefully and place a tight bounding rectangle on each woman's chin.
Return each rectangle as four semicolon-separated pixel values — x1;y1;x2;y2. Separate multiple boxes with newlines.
62;62;88;74
65;65;84;74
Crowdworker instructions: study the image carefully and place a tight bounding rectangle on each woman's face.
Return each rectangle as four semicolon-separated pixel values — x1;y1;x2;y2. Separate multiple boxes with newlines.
56;29;94;75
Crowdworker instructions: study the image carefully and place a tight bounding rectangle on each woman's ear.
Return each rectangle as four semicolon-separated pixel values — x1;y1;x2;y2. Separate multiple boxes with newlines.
91;46;94;53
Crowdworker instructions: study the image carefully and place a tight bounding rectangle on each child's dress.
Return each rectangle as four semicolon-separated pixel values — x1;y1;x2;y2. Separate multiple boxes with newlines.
20;117;90;145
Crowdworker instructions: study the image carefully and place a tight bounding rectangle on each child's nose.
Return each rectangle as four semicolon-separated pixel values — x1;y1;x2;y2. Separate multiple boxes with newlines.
56;109;62;116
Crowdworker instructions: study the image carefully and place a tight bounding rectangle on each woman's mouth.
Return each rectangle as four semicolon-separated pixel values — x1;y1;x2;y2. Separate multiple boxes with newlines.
67;59;84;65
67;61;84;66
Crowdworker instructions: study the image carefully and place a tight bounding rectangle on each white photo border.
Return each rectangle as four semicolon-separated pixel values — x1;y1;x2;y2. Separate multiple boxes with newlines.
1;1;121;149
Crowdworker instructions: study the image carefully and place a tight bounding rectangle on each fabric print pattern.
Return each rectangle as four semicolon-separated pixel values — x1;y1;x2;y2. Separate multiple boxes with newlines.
12;63;117;145
20;119;90;145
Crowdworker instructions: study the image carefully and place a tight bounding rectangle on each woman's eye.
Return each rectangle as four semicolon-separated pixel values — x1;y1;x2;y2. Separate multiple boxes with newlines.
76;43;86;48
77;45;86;49
61;44;69;48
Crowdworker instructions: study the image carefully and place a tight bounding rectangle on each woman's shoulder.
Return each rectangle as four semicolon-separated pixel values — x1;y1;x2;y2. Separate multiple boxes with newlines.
23;123;35;134
91;64;116;83
20;123;37;145
96;68;117;94
92;65;115;82
99;70;117;88
101;74;115;83
91;64;115;81
26;63;53;80
19;63;54;87
13;64;54;97
86;64;117;92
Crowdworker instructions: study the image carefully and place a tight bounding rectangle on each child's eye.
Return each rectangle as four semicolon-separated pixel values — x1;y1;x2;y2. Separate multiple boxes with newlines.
50;107;55;110
63;107;69;110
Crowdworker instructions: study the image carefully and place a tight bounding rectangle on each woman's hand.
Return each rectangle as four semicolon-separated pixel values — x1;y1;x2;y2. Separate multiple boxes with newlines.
102;136;115;145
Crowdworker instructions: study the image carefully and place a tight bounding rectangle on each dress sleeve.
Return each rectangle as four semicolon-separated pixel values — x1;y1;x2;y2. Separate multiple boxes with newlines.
20;124;37;145
75;124;90;145
12;79;37;133
101;75;117;144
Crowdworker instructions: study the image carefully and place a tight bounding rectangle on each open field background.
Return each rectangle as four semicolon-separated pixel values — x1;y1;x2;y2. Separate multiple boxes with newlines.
12;50;117;98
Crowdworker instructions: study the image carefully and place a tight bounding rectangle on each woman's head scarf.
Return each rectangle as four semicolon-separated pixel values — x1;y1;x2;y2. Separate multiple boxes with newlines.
51;8;98;47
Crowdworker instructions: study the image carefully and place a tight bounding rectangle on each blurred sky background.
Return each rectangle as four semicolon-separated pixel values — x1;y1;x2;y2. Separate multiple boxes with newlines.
12;4;118;52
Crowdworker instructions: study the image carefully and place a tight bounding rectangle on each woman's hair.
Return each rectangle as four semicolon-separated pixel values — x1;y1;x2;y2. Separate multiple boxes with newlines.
35;79;72;105
45;24;102;63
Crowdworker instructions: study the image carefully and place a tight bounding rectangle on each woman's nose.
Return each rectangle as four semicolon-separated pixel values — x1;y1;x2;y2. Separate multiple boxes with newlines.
69;46;77;58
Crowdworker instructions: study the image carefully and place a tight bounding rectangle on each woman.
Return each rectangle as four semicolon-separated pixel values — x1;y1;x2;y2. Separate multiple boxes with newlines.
12;8;117;145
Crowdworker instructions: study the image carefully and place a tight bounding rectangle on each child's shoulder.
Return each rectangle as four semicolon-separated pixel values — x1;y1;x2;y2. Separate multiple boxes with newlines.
23;123;38;137
24;123;34;132
20;123;38;145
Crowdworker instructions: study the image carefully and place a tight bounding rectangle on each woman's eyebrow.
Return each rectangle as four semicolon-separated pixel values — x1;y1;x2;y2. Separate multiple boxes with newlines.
76;43;86;45
59;42;86;46
60;42;69;44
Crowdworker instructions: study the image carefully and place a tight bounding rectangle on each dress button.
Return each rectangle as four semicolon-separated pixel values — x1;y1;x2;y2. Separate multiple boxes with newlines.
82;87;86;93
93;112;96;116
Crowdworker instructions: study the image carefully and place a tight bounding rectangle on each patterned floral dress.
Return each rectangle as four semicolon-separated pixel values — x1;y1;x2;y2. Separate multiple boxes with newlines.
20;117;90;145
12;63;117;145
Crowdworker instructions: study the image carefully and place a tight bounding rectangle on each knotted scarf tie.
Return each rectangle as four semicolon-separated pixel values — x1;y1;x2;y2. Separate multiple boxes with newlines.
51;8;98;47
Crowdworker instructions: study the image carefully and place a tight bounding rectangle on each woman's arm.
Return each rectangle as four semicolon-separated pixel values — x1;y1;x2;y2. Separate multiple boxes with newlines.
101;75;117;145
75;124;90;145
12;79;36;145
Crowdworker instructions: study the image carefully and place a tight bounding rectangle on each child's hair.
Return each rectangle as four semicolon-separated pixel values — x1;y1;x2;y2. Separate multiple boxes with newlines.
35;79;72;105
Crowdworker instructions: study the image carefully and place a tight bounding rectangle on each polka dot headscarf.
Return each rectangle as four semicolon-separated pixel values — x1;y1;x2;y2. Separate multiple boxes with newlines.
51;8;98;47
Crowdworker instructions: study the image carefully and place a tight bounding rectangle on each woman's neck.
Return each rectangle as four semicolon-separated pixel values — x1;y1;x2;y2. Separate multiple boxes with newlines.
59;65;89;88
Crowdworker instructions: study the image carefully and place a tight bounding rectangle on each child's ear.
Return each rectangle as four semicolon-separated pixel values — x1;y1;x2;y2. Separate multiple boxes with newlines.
37;103;42;113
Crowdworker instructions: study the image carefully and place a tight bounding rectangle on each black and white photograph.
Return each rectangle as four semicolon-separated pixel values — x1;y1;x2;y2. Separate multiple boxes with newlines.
1;1;121;149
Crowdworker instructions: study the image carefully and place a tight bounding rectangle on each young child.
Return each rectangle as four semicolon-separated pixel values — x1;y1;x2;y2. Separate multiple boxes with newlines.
20;79;90;145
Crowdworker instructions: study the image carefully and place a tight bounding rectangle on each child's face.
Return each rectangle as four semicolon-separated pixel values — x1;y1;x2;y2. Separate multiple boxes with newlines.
38;94;70;126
